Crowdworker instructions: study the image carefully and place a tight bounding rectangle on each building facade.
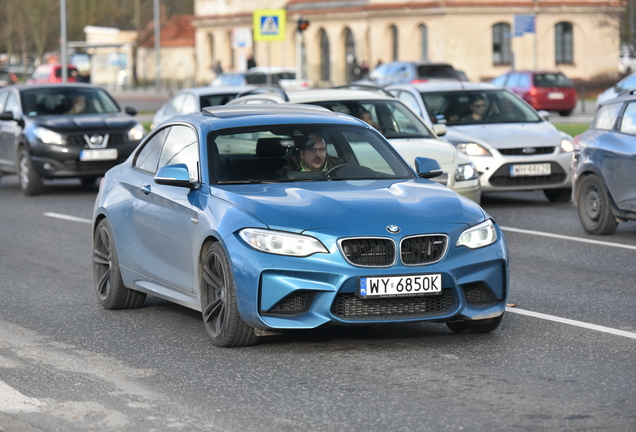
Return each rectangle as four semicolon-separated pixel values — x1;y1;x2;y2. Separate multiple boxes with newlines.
193;0;624;87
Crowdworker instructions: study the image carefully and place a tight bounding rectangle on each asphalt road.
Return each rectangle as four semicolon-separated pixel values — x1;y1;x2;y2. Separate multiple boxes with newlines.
1;174;635;431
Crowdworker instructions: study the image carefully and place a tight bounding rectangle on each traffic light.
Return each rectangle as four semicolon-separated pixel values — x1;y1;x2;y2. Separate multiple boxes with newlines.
297;18;310;32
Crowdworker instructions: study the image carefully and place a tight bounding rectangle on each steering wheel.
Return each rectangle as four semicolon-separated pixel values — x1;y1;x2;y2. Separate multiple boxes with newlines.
325;163;356;177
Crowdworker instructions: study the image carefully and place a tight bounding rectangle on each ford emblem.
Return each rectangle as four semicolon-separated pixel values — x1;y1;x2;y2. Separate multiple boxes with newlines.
386;225;400;234
522;147;536;155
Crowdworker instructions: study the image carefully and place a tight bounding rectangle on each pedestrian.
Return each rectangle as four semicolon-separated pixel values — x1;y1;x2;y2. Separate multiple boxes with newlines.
247;54;257;69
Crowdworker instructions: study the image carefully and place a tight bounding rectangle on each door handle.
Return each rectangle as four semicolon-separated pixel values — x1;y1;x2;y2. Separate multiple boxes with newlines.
141;184;151;195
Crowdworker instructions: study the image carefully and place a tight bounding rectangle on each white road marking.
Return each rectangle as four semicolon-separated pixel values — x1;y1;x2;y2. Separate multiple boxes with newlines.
500;226;636;251
43;212;92;224
0;380;44;412
506;307;636;340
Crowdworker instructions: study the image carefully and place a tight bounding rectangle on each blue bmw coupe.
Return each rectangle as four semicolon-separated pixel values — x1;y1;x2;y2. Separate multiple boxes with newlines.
92;104;509;347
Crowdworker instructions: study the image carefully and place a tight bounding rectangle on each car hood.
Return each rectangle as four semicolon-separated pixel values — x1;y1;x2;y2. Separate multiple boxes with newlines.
446;121;560;149
29;113;138;132
212;179;484;232
387;137;456;167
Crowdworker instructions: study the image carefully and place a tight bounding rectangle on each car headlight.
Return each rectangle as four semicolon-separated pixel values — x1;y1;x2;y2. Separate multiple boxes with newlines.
456;219;497;249
127;123;145;141
33;127;64;145
560;137;575;153
239;228;329;257
455;162;479;181
456;142;492;156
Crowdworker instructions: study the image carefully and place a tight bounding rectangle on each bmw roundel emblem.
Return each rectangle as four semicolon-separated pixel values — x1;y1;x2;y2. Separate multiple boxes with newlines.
386;225;400;234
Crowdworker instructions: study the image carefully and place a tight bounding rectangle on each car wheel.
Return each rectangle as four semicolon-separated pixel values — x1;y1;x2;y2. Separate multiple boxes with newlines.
93;218;147;309
577;175;618;235
81;176;98;186
17;148;42;196
544;187;571;202
200;242;259;347
446;314;503;334
559;109;573;117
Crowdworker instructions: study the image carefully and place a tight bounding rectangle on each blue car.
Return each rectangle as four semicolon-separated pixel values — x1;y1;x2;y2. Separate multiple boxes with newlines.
92;104;509;347
573;91;636;234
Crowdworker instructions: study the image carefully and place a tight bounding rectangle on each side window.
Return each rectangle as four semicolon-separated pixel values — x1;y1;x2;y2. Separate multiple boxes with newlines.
134;128;169;173
519;74;531;88
158;125;199;181
397;92;422;116
507;73;521;88
619;102;636;135
164;94;185;115
592;104;622;131
181;94;197;114
4;92;21;117
491;75;508;86
0;91;8;112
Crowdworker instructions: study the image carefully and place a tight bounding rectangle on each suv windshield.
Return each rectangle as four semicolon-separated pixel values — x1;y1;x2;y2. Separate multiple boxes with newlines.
303;100;435;139
420;89;542;125
22;87;120;116
210;124;413;184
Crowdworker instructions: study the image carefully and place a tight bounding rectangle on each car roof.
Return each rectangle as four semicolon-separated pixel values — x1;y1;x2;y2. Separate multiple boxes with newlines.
389;80;503;92
175;86;252;96
287;88;395;103
10;83;110;92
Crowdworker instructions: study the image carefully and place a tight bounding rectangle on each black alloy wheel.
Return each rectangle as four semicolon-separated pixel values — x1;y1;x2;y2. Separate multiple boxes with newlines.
577;175;618;235
201;242;259;347
93;219;146;309
17;148;42;195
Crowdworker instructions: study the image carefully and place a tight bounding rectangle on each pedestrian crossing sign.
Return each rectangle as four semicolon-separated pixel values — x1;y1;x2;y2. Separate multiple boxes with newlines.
253;9;286;42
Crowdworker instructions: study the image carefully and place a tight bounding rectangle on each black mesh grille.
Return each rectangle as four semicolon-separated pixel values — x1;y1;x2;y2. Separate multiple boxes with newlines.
62;159;126;172
401;235;446;265
464;283;498;306
67;133;126;147
488;162;566;187
340;238;395;267
498;147;555;156
331;289;454;319
265;291;316;315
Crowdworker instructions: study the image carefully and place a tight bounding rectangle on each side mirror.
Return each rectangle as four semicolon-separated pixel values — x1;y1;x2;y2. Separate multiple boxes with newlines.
414;157;443;179
0;110;16;121
154;163;196;188
537;110;550;121
124;106;137;116
432;123;447;136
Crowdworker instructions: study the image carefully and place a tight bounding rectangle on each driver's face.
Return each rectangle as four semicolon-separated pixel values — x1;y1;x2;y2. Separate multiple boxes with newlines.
300;135;327;171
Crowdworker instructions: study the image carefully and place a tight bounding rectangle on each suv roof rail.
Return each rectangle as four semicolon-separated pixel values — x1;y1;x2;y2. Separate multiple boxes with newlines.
331;84;394;97
235;87;289;101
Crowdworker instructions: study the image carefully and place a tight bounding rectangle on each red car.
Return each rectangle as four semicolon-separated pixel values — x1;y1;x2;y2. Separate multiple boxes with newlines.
492;70;578;116
26;64;78;84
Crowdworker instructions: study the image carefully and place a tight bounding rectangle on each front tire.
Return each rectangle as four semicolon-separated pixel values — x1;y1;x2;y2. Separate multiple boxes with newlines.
558;109;573;117
577;175;618;235
17;148;42;196
200;242;259;347
447;314;504;334
93;219;146;309
544;187;571;202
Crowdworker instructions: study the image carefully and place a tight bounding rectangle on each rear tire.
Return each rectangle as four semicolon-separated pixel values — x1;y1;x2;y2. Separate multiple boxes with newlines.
558;109;573;117
93;219;146;309
17;148;42;196
447;314;503;334
577;175;618;235
544;187;571;202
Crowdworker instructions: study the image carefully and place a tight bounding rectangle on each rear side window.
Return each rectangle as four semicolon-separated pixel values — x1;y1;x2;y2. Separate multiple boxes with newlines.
533;73;573;88
592;103;622;130
416;65;458;79
159;125;199;181
618;102;636;135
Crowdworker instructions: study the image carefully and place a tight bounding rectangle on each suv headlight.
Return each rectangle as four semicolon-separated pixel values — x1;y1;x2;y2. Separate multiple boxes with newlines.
33;127;64;145
560;137;575;153
456;142;492;156
456;219;497;249
455;162;479;181
127;123;145;141
239;228;329;257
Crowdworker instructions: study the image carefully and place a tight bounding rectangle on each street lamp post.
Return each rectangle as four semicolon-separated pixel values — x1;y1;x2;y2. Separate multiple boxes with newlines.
154;0;161;90
60;0;68;82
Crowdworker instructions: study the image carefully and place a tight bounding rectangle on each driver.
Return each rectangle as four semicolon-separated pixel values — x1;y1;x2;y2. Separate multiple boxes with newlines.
276;133;341;175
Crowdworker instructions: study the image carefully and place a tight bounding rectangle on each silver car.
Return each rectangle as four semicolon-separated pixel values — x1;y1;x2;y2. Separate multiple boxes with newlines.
388;81;575;201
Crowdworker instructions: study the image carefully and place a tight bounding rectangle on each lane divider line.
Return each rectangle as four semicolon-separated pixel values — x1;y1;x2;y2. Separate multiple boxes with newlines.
43;212;92;224
500;226;636;251
506;307;636;340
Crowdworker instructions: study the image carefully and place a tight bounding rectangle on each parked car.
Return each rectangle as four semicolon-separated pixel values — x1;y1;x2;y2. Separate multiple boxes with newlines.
0;68;18;88
572;91;636;235
358;61;465;86
151;86;250;129
92;104;509;347
0;83;145;195
595;72;636;110
387;81;575;201
211;67;308;90
618;51;636;75
227;87;482;203
491;70;577;116
26;64;79;84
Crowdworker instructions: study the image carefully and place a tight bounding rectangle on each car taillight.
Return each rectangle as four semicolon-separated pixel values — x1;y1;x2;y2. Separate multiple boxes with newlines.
411;79;429;84
529;87;537;96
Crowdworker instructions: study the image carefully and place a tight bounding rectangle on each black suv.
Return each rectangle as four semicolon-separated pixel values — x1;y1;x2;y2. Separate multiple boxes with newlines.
0;84;145;195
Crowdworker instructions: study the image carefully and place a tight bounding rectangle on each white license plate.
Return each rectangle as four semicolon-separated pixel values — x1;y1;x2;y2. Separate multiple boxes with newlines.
80;149;118;161
359;274;442;298
548;92;564;100
510;163;551;177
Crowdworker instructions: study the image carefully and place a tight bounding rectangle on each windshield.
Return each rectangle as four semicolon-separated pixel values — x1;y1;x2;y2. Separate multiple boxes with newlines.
22;87;120;116
209;124;414;184
304;100;435;139
420;89;542;125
